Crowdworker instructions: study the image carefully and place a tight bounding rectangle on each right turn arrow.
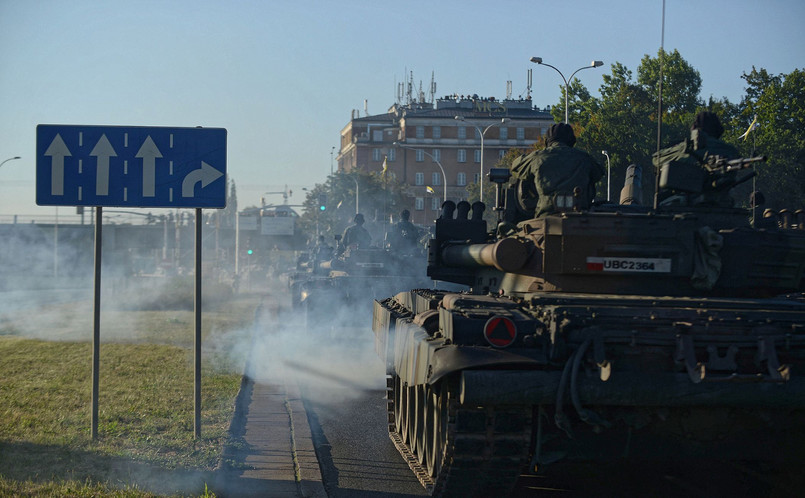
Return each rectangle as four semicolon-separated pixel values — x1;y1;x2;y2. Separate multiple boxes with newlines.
182;161;223;197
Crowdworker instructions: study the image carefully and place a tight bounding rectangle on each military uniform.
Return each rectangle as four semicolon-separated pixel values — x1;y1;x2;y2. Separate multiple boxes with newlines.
528;144;605;218
654;129;740;207
341;223;371;250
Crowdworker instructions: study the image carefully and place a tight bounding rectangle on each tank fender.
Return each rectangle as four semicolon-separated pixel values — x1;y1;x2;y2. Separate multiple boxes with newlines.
393;319;439;386
427;346;545;385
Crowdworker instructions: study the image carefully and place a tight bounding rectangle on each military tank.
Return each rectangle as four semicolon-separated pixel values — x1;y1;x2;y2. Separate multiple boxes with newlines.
290;235;436;336
372;156;805;496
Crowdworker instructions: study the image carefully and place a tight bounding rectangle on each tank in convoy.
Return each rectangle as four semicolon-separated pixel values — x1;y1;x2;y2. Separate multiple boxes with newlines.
289;212;438;336
372;130;805;495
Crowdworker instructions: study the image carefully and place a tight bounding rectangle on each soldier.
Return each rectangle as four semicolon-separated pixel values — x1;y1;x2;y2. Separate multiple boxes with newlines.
689;111;739;161
389;209;421;253
655;111;740;207
525;123;604;218
339;213;372;253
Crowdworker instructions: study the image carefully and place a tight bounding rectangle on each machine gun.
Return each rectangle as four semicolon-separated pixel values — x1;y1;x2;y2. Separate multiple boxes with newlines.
704;154;767;191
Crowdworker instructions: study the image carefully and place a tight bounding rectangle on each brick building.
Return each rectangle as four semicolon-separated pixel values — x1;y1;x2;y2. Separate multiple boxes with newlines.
337;95;554;224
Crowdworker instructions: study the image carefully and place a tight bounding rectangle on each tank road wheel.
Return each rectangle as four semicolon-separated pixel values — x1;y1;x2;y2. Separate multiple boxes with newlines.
400;381;411;445
393;375;404;435
407;384;419;451
414;385;427;465
426;381;449;479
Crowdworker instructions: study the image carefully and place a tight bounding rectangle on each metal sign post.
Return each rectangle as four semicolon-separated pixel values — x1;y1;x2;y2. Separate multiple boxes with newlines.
194;208;202;438
36;124;226;440
91;206;102;439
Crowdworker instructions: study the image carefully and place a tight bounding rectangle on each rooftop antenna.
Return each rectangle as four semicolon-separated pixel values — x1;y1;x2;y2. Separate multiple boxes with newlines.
653;0;666;210
407;71;414;105
527;68;533;99
506;80;512;99
429;71;436;104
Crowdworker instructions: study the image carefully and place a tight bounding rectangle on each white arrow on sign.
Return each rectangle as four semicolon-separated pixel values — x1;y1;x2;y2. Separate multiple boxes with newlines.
135;136;162;197
182;161;223;197
90;134;117;196
44;134;71;196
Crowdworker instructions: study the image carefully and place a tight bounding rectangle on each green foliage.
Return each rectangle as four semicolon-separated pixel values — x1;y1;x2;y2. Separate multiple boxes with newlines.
723;68;805;209
637;48;702;114
297;171;407;242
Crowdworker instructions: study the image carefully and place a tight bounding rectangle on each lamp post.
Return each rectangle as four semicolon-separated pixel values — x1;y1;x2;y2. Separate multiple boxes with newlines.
393;142;448;203
601;150;611;202
330;147;335;176
0;156;21;169
530;57;603;124
453;117;508;201
352;175;359;214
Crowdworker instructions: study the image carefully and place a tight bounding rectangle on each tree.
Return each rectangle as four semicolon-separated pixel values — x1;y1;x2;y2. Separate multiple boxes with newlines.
724;68;805;209
297;171;408;245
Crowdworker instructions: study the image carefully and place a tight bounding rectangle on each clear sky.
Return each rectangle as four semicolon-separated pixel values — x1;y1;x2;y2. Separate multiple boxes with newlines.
1;0;803;218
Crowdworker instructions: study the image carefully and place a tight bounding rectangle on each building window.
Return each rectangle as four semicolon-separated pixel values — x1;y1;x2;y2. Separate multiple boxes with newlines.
416;150;424;162
517;127;525;140
431;197;441;211
474;173;481;183
457;149;467;163
415;172;424;186
457;172;467;186
457;126;466;139
372;130;383;142
415;197;425;210
500;127;508;140
372;148;382;161
474;149;481;163
433;126;441;139
499;149;506;159
432;149;441;162
416;126;425;139
432;172;441;185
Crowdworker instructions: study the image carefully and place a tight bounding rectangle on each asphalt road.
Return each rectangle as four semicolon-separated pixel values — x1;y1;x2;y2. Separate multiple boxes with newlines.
293;336;428;498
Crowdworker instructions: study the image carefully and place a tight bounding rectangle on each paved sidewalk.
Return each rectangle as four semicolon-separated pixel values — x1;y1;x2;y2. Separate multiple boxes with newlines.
214;375;326;497
213;299;326;497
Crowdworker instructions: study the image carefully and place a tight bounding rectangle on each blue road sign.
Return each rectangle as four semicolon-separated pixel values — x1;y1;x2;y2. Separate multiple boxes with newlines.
36;125;227;208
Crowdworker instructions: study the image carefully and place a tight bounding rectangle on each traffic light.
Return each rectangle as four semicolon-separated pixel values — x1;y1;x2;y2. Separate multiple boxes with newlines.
318;194;327;211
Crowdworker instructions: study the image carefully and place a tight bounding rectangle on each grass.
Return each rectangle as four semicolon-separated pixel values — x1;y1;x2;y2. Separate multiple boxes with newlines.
0;287;264;497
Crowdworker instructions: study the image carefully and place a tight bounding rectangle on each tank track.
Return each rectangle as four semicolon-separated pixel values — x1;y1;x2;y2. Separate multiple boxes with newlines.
387;376;531;497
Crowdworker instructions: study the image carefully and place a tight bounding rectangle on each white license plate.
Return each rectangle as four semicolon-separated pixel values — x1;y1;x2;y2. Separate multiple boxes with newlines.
586;257;671;273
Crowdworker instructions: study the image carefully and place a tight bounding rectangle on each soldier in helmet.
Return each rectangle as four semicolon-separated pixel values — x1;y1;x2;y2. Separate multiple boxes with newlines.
689;111;739;161
655;111;740;207
521;123;604;218
338;213;372;254
389;209;421;253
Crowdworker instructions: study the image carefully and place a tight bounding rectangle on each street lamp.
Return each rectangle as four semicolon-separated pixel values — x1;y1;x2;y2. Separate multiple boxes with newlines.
601;150;611;202
453;117;509;201
330;147;335;176
351;175;359;214
0;156;21;169
393;142;447;202
530;57;603;124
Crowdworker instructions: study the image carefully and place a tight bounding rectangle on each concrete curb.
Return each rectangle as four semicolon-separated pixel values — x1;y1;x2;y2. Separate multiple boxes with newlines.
284;374;328;497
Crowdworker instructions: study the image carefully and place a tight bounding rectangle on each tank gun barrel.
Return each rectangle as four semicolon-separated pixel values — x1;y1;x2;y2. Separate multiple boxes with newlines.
440;237;530;272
